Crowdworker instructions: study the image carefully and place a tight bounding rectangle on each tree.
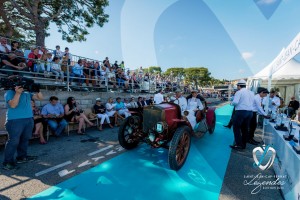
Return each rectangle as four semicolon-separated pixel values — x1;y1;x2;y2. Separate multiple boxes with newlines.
184;67;211;89
0;0;109;46
148;66;162;74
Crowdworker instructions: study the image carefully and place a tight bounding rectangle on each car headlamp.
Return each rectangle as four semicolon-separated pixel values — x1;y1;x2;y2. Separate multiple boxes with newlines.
156;122;166;133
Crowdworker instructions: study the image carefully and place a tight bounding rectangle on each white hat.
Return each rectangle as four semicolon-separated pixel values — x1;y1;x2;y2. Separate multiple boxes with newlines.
237;79;246;85
96;98;101;101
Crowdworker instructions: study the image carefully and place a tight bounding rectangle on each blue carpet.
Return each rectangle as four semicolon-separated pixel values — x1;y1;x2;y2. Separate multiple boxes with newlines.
30;104;234;200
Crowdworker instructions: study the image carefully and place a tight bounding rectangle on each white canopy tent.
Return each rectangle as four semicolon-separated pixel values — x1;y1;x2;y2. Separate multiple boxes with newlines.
248;32;300;104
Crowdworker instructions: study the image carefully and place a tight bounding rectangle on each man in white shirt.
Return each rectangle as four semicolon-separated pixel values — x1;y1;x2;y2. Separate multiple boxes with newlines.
230;79;254;150
249;87;270;145
0;37;11;53
154;90;164;104
173;89;187;113
268;90;280;113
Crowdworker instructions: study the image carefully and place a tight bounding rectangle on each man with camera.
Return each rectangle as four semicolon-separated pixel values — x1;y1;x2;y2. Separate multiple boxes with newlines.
3;83;43;170
41;96;68;137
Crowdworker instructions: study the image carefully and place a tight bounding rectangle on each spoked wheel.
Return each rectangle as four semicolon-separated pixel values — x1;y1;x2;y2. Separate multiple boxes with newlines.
168;126;191;171
118;116;141;150
208;112;216;134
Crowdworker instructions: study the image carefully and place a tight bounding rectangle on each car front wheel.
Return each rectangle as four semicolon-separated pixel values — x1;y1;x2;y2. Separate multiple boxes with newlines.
168;126;191;171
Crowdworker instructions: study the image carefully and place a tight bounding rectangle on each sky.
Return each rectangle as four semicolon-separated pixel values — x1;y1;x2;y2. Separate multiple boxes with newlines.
45;0;300;80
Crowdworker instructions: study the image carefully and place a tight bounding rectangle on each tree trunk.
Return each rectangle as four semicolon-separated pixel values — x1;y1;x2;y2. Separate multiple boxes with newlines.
35;27;45;47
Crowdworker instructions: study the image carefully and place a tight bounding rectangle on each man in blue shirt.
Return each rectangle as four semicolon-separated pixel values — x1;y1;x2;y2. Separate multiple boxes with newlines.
115;97;131;118
41;96;68;137
3;86;43;170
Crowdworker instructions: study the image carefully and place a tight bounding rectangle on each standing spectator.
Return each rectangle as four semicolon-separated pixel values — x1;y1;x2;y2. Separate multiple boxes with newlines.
103;57;111;68
41;96;68;137
287;96;299;117
53;45;63;59
249;87;270;145
0;37;11;53
154;90;164;104
94;98;113;130
27;47;41;72
64;97;94;134
3;85;43;170
31;99;47;144
64;47;72;65
113;61;119;68
83;61;92;86
230;79;254;150
91;62;101;87
72;59;85;86
51;57;65;84
138;66;144;77
120;61;125;70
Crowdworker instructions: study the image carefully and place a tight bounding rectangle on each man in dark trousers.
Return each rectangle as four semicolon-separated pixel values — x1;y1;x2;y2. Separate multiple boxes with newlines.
230;79;254;150
249;87;270;145
287;96;299;117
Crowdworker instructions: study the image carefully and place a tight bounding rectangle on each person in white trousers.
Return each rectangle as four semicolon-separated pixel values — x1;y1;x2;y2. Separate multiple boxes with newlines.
93;98;113;130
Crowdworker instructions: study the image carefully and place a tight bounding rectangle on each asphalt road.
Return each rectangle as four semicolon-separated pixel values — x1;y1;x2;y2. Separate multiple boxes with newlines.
0;126;125;200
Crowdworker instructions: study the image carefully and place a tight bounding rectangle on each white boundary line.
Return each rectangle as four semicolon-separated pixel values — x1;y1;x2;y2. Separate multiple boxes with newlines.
35;161;72;177
88;145;114;156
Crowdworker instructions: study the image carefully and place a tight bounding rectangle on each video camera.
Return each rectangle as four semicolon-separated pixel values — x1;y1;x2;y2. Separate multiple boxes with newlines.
0;75;40;93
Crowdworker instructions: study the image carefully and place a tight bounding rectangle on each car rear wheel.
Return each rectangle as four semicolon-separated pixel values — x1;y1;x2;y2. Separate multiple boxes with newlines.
118;116;140;150
168;126;191;171
208;112;216;134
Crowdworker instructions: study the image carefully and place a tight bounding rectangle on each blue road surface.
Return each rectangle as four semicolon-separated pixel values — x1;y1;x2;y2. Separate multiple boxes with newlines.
30;104;234;200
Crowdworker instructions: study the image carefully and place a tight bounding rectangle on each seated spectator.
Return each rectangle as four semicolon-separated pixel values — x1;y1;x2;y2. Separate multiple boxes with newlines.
146;96;154;105
137;97;144;108
124;98;131;108
51;57;65;84
31;100;47;144
64;97;95;134
27;47;41;72
10;41;25;62
94;98;113;130
129;97;138;108
107;67;117;88
115;97;131;118
0;37;11;53
113;61;119;68
73;59;85;86
287;96;299;117
41;96;68;137
1;53;28;75
106;97;123;126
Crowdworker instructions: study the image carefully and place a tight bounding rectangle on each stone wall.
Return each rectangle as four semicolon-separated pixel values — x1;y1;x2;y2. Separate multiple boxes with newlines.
0;90;152;130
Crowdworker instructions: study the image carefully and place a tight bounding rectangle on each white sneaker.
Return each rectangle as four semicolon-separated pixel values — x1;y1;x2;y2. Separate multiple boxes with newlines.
55;82;59;84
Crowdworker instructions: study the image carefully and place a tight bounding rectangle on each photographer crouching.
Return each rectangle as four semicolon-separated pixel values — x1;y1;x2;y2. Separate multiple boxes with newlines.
2;77;43;170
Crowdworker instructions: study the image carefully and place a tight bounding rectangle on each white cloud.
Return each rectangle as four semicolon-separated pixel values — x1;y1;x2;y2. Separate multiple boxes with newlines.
257;0;277;5
242;52;254;60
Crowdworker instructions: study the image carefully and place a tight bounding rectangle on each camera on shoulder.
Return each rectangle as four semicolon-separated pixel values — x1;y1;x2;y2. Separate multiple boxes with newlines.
0;75;40;93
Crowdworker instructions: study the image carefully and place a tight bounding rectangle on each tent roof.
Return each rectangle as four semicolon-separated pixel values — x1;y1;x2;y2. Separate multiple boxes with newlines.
252;58;300;80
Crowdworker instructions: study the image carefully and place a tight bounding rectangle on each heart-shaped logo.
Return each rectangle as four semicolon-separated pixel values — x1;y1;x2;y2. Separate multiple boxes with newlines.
253;145;276;170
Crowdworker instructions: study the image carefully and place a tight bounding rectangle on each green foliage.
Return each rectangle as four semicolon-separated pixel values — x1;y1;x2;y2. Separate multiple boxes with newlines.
0;0;109;45
147;66;162;74
164;67;185;77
